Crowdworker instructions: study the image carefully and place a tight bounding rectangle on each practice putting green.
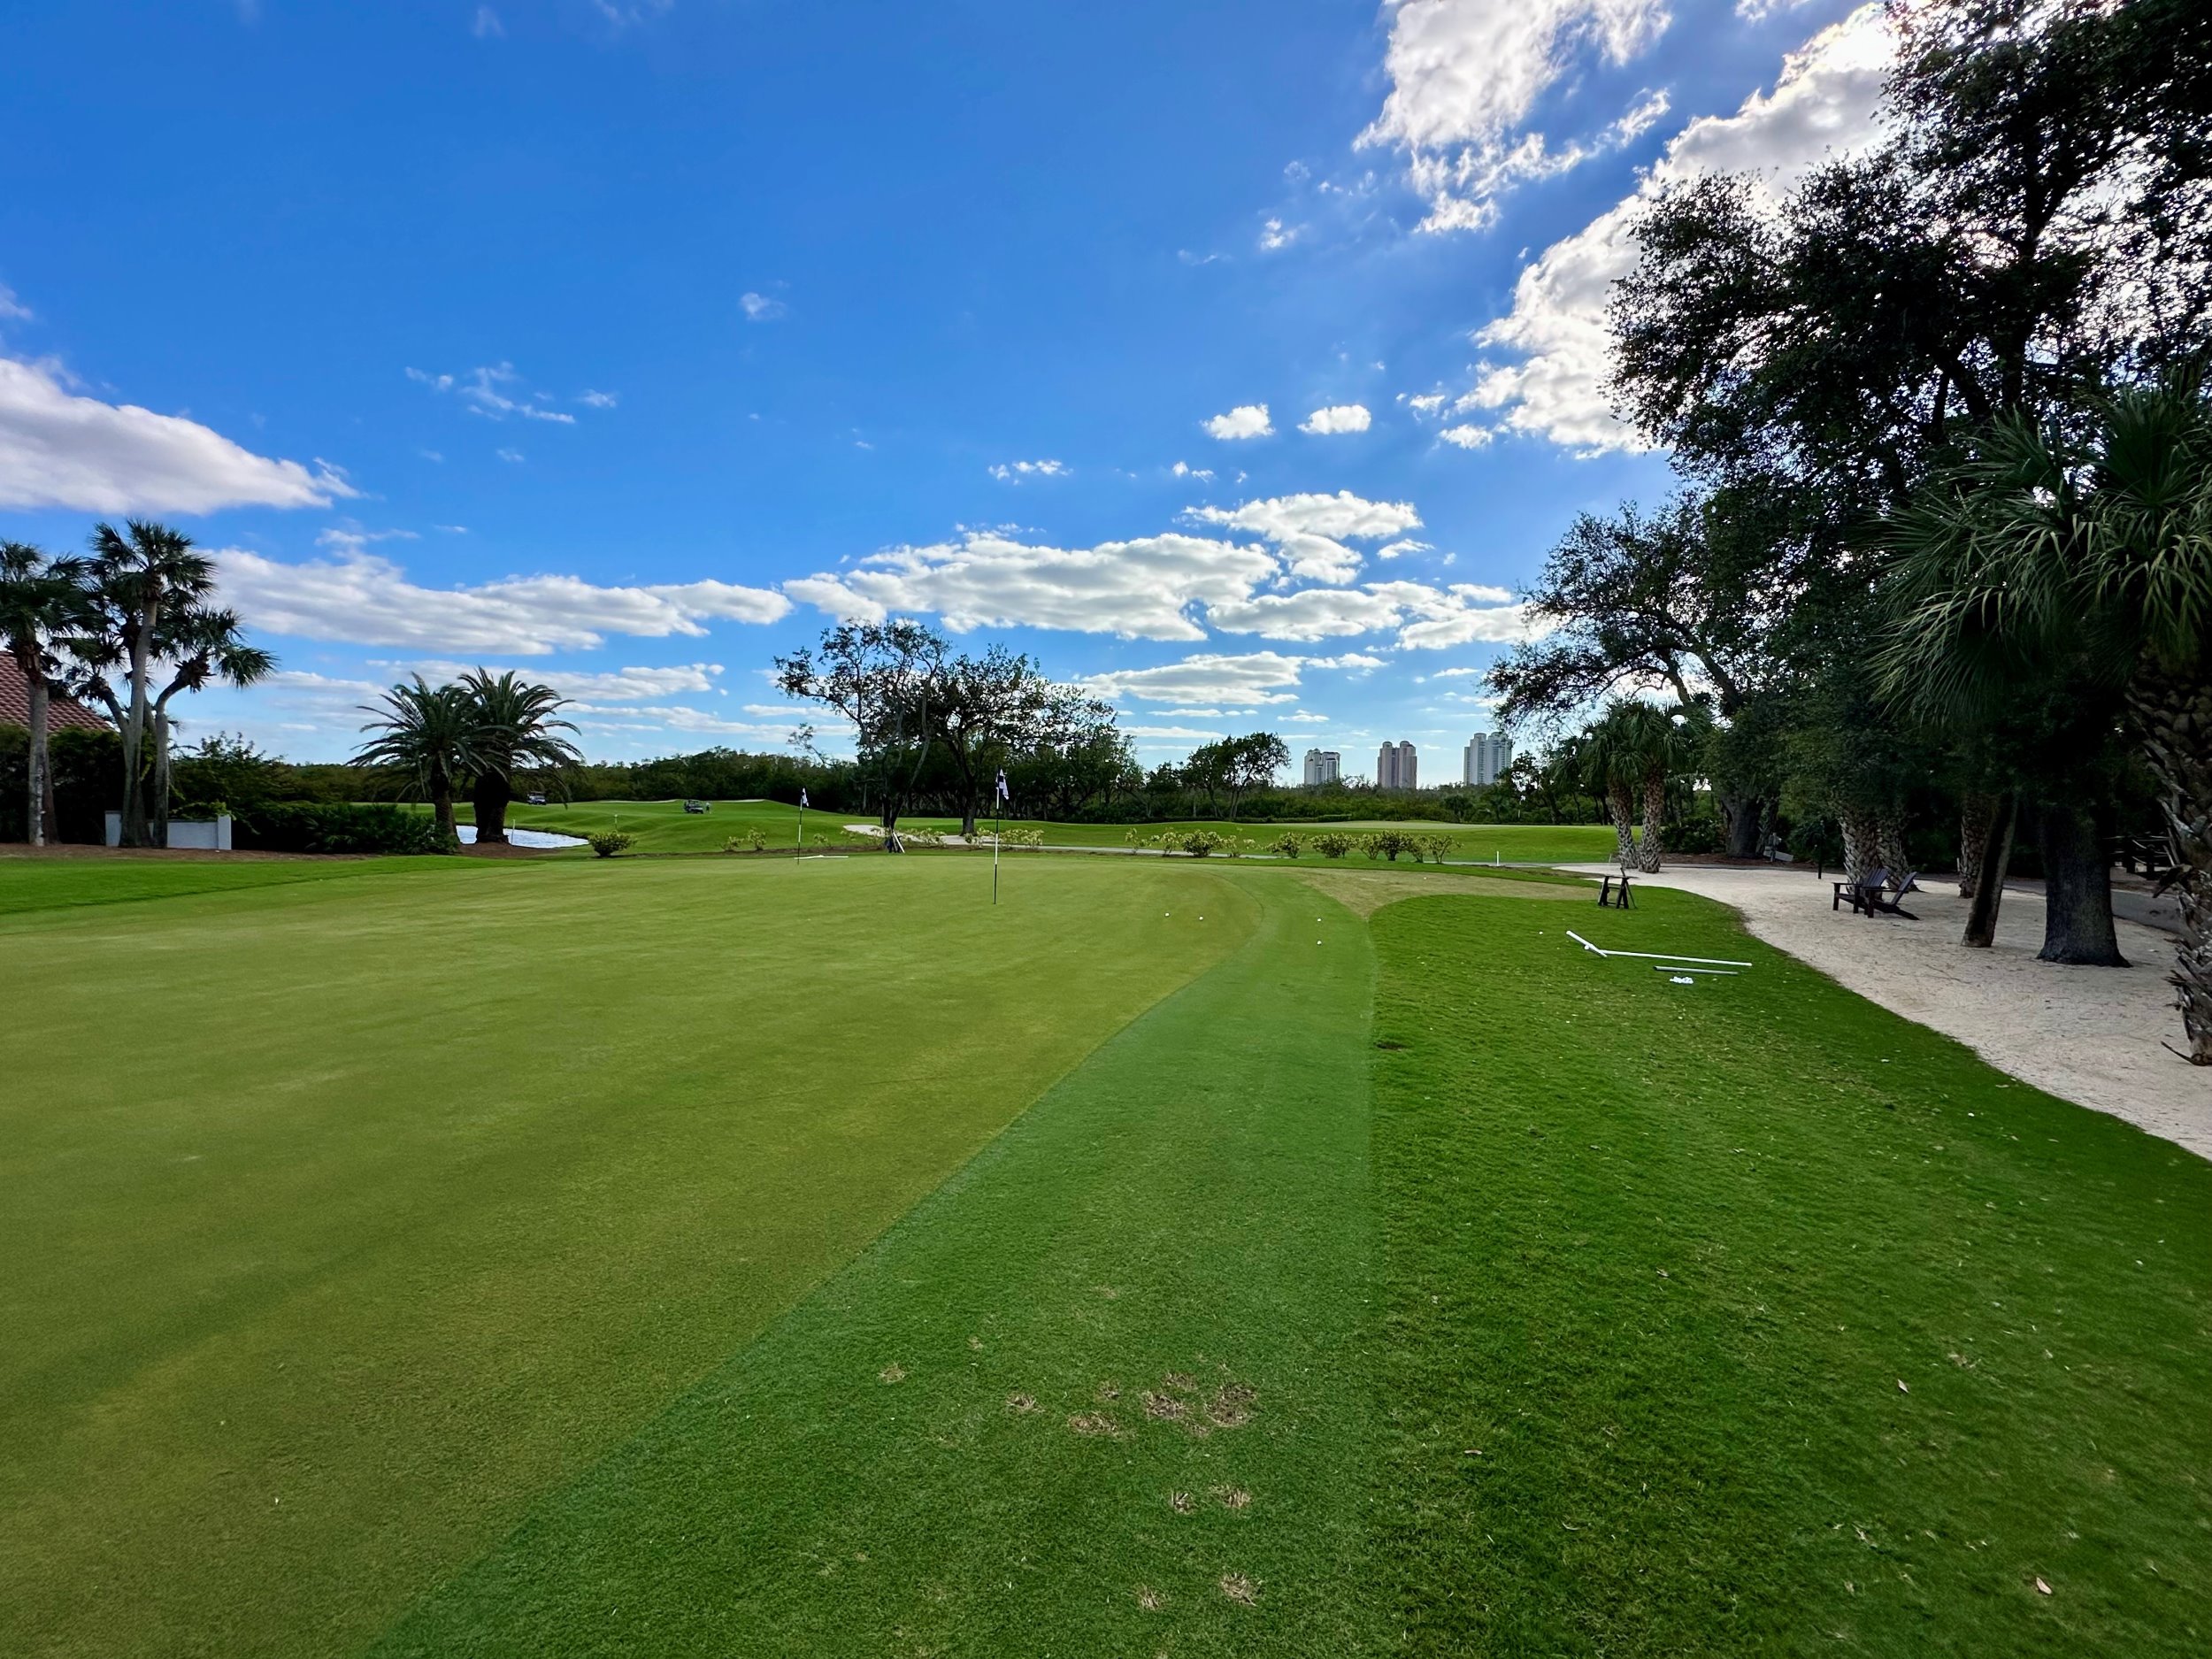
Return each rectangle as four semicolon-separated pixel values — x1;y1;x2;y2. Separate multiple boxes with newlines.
0;855;1253;1658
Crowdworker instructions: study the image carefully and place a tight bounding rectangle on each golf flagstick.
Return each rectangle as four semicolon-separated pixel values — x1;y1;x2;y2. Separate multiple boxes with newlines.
797;787;807;860
993;768;1008;905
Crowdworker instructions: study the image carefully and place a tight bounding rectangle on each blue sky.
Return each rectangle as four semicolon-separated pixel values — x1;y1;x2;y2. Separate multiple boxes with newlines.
0;0;1886;774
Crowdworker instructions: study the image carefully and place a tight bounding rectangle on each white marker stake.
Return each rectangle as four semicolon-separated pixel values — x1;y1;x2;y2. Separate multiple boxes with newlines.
1566;930;1752;969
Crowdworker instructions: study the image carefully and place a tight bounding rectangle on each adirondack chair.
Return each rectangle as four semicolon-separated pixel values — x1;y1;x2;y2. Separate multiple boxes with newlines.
1832;865;1919;919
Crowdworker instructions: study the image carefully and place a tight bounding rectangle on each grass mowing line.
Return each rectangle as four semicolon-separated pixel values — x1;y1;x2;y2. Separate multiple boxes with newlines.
1370;887;2212;1655
373;871;1389;1659
0;856;1254;1659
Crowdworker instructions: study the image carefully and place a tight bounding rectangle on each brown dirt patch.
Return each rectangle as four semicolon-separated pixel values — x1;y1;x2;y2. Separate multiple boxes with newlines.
1204;1383;1257;1429
1294;868;1586;917
878;1363;905;1384
1212;1486;1252;1510
1067;1412;1124;1438
1136;1586;1163;1611
1218;1572;1259;1605
1141;1390;1187;1421
1005;1392;1037;1414
1170;1491;1195;1514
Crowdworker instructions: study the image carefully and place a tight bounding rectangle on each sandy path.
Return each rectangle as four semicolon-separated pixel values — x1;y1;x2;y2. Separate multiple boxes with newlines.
1560;863;2212;1162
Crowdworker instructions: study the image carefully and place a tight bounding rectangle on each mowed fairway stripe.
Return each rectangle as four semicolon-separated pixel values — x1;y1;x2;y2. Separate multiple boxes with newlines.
1369;889;2212;1654
1;856;1249;1659
373;872;1389;1658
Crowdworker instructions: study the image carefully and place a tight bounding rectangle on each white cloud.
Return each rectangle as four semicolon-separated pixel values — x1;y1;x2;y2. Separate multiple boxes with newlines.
1439;423;1495;449
1171;460;1215;481
577;389;618;409
1300;403;1372;435
1378;538;1431;559
1202;403;1273;441
472;5;503;37
1259;218;1300;252
0;356;355;512
741;291;787;322
1206;588;1411;641
1126;723;1232;741
0;285;30;321
1084;652;1315;706
214;549;789;653
408;362;578;424
1403;392;1448;413
1469;4;1893;451
1185;490;1420;580
1357;0;1674;232
376;660;726;702
787;531;1279;641
1210;578;1537;648
496;447;525;463
1286;710;1331;723
987;458;1068;480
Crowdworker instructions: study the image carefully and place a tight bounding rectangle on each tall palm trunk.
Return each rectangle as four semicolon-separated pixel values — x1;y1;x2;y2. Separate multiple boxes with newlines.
1606;783;1636;866
1637;772;1666;872
1876;812;1910;883
430;764;458;846
120;615;153;847
2131;673;2212;1063
1957;791;1996;898
153;710;173;849
1962;794;2016;949
1836;804;1878;887
2036;802;2126;967
26;675;50;846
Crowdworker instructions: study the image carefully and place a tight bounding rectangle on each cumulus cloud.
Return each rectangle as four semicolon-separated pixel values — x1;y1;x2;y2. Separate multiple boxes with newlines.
1202;403;1273;441
1171;460;1215;481
740;291;787;321
1300;403;1372;435
1439;423;1495;449
1357;0;1674;231
0;357;355;512
1084;652;1316;707
373;660;726;702
214;549;789;653
407;362;578;424
1259;217;1300;251
1186;489;1420;582
1467;4;1893;451
787;531;1278;642
987;458;1068;480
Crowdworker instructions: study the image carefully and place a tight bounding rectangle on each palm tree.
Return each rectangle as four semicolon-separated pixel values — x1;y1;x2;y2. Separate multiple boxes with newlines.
455;670;581;844
354;677;480;847
78;521;215;846
147;606;277;846
0;543;92;846
1879;373;2212;1060
1581;700;1694;872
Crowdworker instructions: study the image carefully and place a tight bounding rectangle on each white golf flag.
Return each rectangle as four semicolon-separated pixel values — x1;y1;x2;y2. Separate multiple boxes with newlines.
799;787;810;808
995;771;1009;802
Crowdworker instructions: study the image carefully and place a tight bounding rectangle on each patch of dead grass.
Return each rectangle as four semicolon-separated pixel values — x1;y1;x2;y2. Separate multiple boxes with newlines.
1294;868;1585;917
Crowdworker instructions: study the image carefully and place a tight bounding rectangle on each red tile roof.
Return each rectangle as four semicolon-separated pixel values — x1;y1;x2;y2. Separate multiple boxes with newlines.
0;653;110;732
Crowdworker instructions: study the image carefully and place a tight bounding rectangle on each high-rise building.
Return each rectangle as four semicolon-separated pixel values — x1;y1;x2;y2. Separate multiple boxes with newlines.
1463;732;1513;787
1301;748;1341;787
1376;740;1417;790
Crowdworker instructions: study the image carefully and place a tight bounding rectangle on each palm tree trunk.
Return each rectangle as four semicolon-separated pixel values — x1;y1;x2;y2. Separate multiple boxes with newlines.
1876;812;1910;884
1962;794;2015;949
1957;791;1996;898
121;619;152;847
432;777;458;847
2131;674;2212;1063
1836;804;1878;887
1637;773;1665;872
1607;785;1636;866
2035;802;2126;967
153;710;173;849
472;773;511;844
26;675;49;847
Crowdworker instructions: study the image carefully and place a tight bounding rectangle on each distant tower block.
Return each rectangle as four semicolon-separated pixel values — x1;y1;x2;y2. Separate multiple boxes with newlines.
1463;732;1513;787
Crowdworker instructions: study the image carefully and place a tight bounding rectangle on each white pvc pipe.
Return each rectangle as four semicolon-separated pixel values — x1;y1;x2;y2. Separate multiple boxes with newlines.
1566;930;1753;969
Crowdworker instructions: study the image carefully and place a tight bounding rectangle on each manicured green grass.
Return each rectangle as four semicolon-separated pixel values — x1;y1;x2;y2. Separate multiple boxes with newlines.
1370;887;2212;1654
451;795;843;855
376;871;1386;1657
6;858;2205;1655
0;853;462;916
0;856;1250;1659
903;815;1619;864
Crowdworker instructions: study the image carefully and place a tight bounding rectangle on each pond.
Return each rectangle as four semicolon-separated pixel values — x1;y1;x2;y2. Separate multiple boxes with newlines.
456;826;588;849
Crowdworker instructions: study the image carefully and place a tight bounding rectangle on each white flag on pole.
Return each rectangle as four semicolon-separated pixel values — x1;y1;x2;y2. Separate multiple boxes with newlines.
995;771;1009;802
800;787;810;808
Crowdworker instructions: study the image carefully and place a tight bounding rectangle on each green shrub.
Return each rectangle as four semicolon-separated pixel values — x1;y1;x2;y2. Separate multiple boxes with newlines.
588;831;634;858
1314;831;1355;859
1269;832;1304;859
234;803;449;856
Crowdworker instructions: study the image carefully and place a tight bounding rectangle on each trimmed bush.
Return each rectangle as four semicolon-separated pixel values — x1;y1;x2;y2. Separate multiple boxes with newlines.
1314;832;1355;859
1269;833;1305;859
588;831;635;858
234;803;450;856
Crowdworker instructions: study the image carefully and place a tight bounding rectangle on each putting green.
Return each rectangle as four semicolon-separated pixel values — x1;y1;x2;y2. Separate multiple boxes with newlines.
0;855;1255;1659
374;869;1386;1657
